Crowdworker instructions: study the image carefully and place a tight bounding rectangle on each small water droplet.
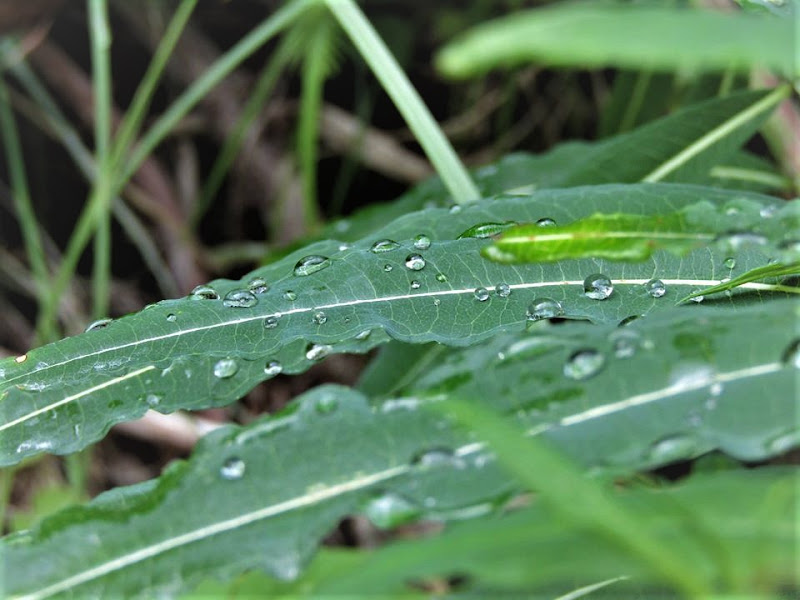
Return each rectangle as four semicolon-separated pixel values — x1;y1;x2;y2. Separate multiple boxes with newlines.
85;318;113;332
14;354;27;364
723;257;736;269
435;273;447;283
190;285;219;300
410;280;421;289
643;278;666;298
647;435;697;464
405;254;426;271
145;394;161;407
412;448;464;470
457;222;515;239
709;382;724;397
306;343;332;361
536;217;556;227
166;313;177;323
213;358;238;379
717;232;767;252
433;298;441;306
610;329;641;359
782;339;800;368
264;315;279;329
283;290;297;301
313;311;327;325
293;255;331;277
355;329;371;341
583;274;613;300
364;493;420;529
220;457;246;480
449;204;462;214
248;277;269;294
495;283;511;297
413;234;431;250
264;360;283;377
338;243;351;252
689;292;704;303
223;289;258;308
370;239;400;253
759;204;778;219
563;349;605;380
383;264;393;272
315;393;338;415
526;298;564;322
474;287;490;302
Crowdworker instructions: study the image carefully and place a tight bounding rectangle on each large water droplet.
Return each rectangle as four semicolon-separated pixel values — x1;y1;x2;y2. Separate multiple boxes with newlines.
495;283;511;297
583;274;613;300
405;254;426;271
294;255;331;277
306;343;332;361
474;287;490;302
85;318;113;332
364;493;420;529
644;278;666;298
782;339;800;368
213;358;239;379
264;360;283;377
536;217;556;227
312;311;327;325
220;457;246;480
264;315;279;329
563;349;605;380
223;289;258;308
723;257;736;269
413;234;431;250
526;298;564;322
248;277;269;294
647;435;698;464
190;284;219;300
457;222;515;239
370;239;400;253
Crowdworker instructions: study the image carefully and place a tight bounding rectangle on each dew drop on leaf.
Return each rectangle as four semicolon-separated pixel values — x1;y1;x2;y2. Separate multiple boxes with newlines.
313;311;327;325
383;264;393;272
283;290;297;301
412;448;465;470
248;277;269;294
644;278;666;298
583;274;613;300
457;222;514;239
264;315;279;329
293;255;331;277
563;349;605;380
213;358;238;379
689;292;704;303
410;280;421;289
536;217;556;227
405;254;426;271
449;204;462;214
264;360;283;377
315;393;338;415
610;329;641;359
364;493;420;529
220;457;246;480
526;298;564;322
413;234;431;250
223;289;258;308
166;313;177;322
14;354;27;364
436;273;447;282
306;343;332;361
190;285;219;300
370;239;400;253
355;329;371;341
145;394;161;408
474;287;489;302
723;257;736;269
495;283;511;297
647;435;697;464
85;318;113;332
781;339;800;368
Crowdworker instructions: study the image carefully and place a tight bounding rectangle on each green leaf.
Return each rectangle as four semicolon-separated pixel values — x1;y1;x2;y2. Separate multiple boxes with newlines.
3;300;797;598
483;199;800;264
435;2;795;78
1;185;790;466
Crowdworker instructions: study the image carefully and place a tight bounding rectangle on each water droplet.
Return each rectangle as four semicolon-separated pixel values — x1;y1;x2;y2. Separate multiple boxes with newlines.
355;329;371;341
213;358;238;379
220;457;246;480
410;280;421;289
583;274;613;300
264;360;283;377
526;298;564;322
370;239;400;253
723;257;736;269
449;204;462;214
413;234;431;250
364;493;420;529
85;318;113;332
433;298;441;306
435;273;447;283
145;394;161;407
293;255;331;277
766;429;800;454
313;311;327;325
405;254;426;271
383;264;393;272
338;243;350;252
412;448;464;470
610;329;641;359
644;278;666;298
248;277;269;294
315;393;338;415
689;292;704;303
495;283;511;297
647;436;697;464
190;285;219;300
474;287;490;302
709;382;724;397
457;222;515;239
306;343;332;361
264;315;279;329
223;289;258;308
536;217;556;227
283;290;297;301
14;354;27;364
166;313;177;323
782;339;800;368
759;204;778;219
717;232;767;252
563;349;605;380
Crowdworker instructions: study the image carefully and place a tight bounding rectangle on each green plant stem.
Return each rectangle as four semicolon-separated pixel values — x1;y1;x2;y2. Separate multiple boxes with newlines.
88;0;113;320
0;77;55;341
642;84;789;182
325;0;479;204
